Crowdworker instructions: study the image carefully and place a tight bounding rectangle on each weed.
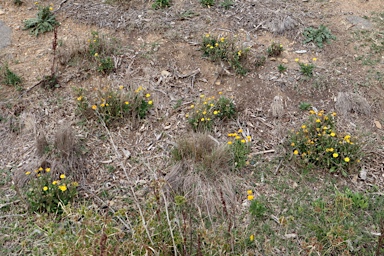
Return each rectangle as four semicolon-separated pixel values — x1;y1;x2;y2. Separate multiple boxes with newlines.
249;198;268;218
186;93;236;131
298;61;315;77
96;56;114;74
1;65;22;89
23;4;59;37
267;42;284;57
277;64;287;73
152;0;170;9
287;110;363;176
88;31;119;74
299;102;311;111
220;0;233;9
201;34;249;75
254;55;266;68
200;0;214;7
23;167;78;213
303;25;336;48
227;129;251;169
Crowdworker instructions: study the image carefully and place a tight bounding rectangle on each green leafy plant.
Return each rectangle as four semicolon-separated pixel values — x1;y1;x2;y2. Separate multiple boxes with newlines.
303;25;336;48
24;167;78;213
1;65;22;89
88;32;119;74
23;5;59;37
227;129;251;168
152;0;170;9
249;199;267;218
278;64;287;73
299;102;312;111
267;42;284;57
200;0;214;7
186;93;237;131
287;110;363;176
299;62;315;77
254;55;266;68
201;34;249;75
220;0;233;9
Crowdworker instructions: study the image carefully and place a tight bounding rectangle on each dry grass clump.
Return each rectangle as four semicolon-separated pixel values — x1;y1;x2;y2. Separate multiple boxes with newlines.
166;133;239;214
335;92;371;117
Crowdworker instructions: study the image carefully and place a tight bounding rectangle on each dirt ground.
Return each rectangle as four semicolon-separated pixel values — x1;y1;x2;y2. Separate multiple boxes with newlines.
0;0;383;193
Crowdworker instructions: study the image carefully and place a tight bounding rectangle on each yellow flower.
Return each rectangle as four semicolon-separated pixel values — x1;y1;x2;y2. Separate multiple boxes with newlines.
100;103;105;107
200;94;205;98
344;135;351;142
201;118;205;121
315;119;321;123
205;33;210;38
295;58;299;62
45;168;50;173
330;132;336;137
119;85;124;90
241;139;246;143
148;100;153;105
331;112;337;117
235;136;241;140
210;104;214;107
293;150;299;155
25;171;31;175
333;153;339;158
77;96;83;101
52;180;58;185
344;157;350;163
246;135;251;142
135;86;143;93
125;101;129;105
92;105;97;110
250;234;254;242
220;37;225;42
210;46;214;49
60;174;66;179
215;43;219;47
59;185;67;192
72;181;79;187
238;129;243;133
206;44;211;48
247;190;253;195
237;50;242;56
202;111;207;115
39;167;43;171
145;93;151;98
301;125;306;129
94;53;99;57
318;112;323;117
218;91;223;95
203;101;207;105
227;141;233;145
312;57;317;61
356;159;361;163
291;142;295;147
190;104;194;109
37;174;41;177
309;110;315;115
43;186;48;191
213;110;218;115
34;1;38;5
49;7;53;11
185;114;189;118
247;195;254;201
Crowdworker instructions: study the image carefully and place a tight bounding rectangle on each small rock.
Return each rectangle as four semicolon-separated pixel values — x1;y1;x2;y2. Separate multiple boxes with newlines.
215;80;221;86
359;167;367;180
282;58;288;63
0;10;5;15
295;50;307;54
270;57;276;61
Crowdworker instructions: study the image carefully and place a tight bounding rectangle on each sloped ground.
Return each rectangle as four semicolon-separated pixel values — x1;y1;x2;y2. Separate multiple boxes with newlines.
0;0;384;254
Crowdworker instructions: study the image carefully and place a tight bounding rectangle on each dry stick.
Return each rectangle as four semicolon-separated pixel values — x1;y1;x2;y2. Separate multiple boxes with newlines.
161;189;178;256
131;187;154;246
249;149;275;156
376;218;384;256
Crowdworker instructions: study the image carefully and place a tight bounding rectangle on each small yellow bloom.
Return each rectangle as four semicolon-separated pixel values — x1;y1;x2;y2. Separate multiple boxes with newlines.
237;50;242;56
37;174;41;177
247;190;253;195
333;153;339;158
202;111;207;115
125;101;129;105
100;103;105;107
45;168;50;173
315;119;321;123
247;195;254;201
77;96;83;101
59;185;67;192
356;159;361;163
210;46;214;49
148;100;153;105
119;85;124;90
312;57;317;62
295;58;299;62
241;139;246;143
201;118;205;121
309;110;315;115
39;167;43;171
215;43;219;47
293;150;299;155
331;112;337;117
206;44;211;48
250;234;254;242
185;114;189;118
43;186;48;191
344;135;351;141
203;101;207;105
330;132;336;137
235;136;241;140
301;125;306;129
34;2;38;5
218;91;223;95
72;181;79;187
145;93;151;98
92;105;97;110
246;135;251;141
200;94;205;98
25;171;31;175
94;53;98;57
60;174;66;179
52;180;58;185
190;104;194;109
220;37;225;42
291;142;295;147
49;7;53;11
227;141;233;145
344;157;350;163
205;34;210;38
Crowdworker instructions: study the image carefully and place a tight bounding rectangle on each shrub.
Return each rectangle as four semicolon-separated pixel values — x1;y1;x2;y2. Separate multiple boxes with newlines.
227;129;252;169
152;0;170;9
303;25;336;48
287;110;363;176
23;4;59;37
1;64;22;88
267;42;284;57
24;167;78;213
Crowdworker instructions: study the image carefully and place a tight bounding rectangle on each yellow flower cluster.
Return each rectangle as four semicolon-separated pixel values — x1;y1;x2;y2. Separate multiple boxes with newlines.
227;129;252;145
247;190;254;201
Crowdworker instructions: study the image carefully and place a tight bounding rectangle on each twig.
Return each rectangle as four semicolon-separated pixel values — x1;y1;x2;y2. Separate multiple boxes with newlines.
274;158;283;175
0;213;27;219
161;189;177;256
249;149;275;156
131;187;154;246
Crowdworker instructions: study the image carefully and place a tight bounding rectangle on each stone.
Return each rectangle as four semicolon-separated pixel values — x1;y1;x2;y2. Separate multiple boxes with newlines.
0;20;11;49
346;16;374;30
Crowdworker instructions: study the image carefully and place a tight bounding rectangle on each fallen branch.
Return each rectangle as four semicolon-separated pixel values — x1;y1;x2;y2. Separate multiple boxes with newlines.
250;149;275;156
